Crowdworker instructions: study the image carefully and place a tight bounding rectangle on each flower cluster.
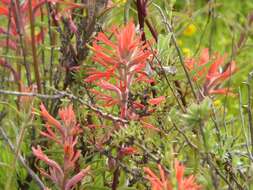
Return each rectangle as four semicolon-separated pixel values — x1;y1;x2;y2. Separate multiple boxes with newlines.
144;161;201;190
32;104;90;190
85;21;153;119
0;0;80;49
185;48;237;98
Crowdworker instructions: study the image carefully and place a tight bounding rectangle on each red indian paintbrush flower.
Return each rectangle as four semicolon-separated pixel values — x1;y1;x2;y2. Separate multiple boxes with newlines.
0;0;45;49
174;161;201;190
144;164;171;190
144;160;201;190
0;0;80;49
85;20;152;119
32;104;90;190
185;48;237;98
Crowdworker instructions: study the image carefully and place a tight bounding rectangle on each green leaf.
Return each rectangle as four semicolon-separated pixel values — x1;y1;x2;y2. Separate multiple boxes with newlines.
182;98;211;127
157;34;172;65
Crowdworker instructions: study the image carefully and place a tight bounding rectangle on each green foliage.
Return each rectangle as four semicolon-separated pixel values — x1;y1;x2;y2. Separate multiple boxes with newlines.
182;98;211;128
0;0;253;189
157;33;172;65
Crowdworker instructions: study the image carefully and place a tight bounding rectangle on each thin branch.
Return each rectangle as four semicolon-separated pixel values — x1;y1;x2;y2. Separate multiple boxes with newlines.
55;90;129;124
0;89;65;99
172;123;198;150
5;113;32;190
153;3;198;101
247;71;253;155
147;42;186;113
12;0;31;85
0;89;129;124
28;0;42;93
238;87;253;160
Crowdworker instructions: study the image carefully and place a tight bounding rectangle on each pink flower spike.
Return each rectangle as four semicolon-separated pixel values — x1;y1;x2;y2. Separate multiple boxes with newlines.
32;146;64;178
58;104;76;128
97;80;122;97
40;123;61;144
34;103;90;189
65;166;90;190
40;104;65;138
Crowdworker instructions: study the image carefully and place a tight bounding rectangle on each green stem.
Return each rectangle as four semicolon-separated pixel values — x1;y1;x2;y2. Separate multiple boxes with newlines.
28;0;42;93
5;120;30;190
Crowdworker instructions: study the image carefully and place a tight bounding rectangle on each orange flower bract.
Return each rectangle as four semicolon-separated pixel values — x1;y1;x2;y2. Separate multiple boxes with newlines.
85;20;152;119
185;48;237;97
144;161;201;190
32;104;89;190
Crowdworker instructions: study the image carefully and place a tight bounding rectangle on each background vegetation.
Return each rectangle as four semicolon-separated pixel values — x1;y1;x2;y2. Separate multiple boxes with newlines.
0;0;253;189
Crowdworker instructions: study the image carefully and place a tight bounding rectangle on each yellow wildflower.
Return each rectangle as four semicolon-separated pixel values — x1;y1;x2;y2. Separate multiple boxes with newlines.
182;48;192;57
183;24;197;36
213;100;222;108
